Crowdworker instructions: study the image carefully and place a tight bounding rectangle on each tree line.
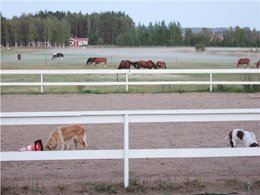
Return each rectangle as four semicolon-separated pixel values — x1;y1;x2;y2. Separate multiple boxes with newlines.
1;10;260;47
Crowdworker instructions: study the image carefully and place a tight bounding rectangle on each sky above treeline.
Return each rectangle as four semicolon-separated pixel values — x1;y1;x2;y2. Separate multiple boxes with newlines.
1;0;260;30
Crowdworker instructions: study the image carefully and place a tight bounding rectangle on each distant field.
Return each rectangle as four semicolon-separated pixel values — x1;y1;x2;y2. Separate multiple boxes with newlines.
1;47;260;94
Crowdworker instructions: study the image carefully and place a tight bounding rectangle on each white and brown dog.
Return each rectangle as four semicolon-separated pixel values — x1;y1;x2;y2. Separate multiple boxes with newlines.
45;125;88;150
225;129;259;147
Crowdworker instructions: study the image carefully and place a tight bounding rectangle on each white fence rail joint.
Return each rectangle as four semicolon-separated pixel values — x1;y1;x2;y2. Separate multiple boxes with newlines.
1;69;260;93
1;108;260;188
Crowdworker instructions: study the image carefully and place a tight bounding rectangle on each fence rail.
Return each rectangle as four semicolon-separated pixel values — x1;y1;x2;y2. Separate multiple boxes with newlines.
1;69;260;92
1;108;260;188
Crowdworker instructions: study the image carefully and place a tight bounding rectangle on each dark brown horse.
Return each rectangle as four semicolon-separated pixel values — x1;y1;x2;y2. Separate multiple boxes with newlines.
133;60;158;69
118;60;136;69
86;57;96;65
94;58;107;67
256;60;260;69
156;61;166;69
237;58;252;68
17;54;21;61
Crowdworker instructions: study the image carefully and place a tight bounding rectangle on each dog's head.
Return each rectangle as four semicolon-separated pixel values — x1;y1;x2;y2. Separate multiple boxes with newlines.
45;136;57;150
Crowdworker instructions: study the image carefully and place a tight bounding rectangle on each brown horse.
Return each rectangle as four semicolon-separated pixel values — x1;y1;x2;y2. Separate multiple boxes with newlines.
94;58;107;67
133;60;158;69
118;60;136;69
256;60;260;69
237;58;252;69
17;54;21;61
156;61;166;69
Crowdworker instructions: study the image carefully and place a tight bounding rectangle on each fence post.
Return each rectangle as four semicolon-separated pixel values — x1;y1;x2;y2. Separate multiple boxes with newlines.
210;73;212;92
125;73;128;92
41;74;43;93
124;114;129;189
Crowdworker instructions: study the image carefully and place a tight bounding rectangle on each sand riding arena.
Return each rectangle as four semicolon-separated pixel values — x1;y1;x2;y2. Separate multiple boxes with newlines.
1;93;260;194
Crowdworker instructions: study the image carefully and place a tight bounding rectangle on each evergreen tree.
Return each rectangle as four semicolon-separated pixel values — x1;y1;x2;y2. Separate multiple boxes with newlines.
184;28;193;46
1;10;259;47
9;16;21;47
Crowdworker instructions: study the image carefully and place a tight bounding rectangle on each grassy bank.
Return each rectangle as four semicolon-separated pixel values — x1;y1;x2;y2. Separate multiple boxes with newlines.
1;48;259;94
2;178;260;194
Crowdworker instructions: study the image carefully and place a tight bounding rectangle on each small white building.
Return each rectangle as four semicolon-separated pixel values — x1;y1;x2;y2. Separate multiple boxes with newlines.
70;36;89;46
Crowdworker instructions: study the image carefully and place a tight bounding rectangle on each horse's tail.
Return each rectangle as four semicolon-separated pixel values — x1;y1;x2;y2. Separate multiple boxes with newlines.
257;61;260;69
87;58;90;65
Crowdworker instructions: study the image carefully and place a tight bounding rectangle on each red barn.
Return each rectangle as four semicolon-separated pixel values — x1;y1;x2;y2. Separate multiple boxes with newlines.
70;36;89;46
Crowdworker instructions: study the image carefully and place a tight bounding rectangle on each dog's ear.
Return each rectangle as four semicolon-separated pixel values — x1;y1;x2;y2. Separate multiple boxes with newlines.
249;143;259;147
45;143;54;150
45;145;50;150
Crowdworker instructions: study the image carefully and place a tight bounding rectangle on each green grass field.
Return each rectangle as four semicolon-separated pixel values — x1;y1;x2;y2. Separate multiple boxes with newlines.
1;47;260;94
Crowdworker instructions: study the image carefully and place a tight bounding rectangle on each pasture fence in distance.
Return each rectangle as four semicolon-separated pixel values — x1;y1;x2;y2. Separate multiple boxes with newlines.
1;108;260;188
1;69;260;93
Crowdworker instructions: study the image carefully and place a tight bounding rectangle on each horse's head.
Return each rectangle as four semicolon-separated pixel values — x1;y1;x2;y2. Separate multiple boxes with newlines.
118;60;124;69
132;61;138;68
87;58;90;64
131;61;137;68
149;60;158;69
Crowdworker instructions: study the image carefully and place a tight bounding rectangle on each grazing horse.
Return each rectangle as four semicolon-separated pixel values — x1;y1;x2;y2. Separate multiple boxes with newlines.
86;57;96;65
133;60;158;69
118;60;136;69
17;54;21;61
156;61;166;69
237;58;252;69
256;60;260;69
94;58;107;67
52;53;64;61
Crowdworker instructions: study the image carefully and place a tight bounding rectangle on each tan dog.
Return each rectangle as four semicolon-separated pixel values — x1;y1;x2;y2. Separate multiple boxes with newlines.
45;125;88;150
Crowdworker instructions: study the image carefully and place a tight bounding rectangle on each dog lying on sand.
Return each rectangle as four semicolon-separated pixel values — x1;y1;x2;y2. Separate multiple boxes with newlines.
45;125;88;150
225;129;259;147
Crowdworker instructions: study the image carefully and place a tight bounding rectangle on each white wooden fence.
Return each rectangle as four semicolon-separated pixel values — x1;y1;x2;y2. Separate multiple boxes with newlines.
1;69;260;93
1;109;260;188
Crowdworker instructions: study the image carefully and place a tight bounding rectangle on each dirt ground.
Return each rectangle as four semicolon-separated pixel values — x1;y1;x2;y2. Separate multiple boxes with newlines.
1;93;260;194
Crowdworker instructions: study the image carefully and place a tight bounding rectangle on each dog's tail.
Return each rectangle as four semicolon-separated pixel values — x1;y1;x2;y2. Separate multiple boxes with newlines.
225;136;229;140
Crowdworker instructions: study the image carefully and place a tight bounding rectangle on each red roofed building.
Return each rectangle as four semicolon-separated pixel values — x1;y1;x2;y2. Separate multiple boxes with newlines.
69;36;89;46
